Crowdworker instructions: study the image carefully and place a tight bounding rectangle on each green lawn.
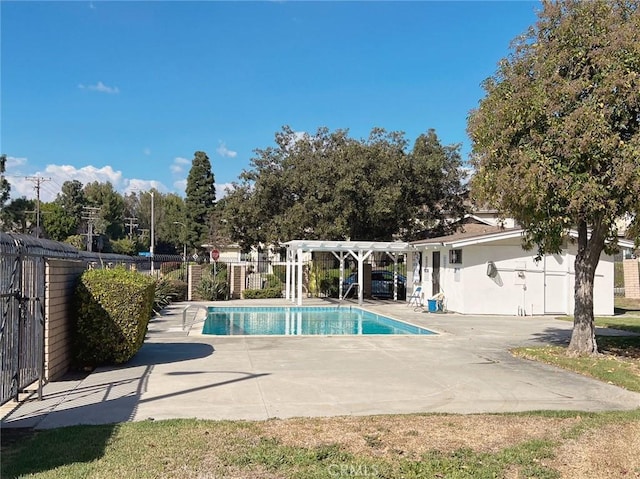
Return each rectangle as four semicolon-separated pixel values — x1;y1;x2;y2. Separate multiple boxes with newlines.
514;298;640;392
3;411;640;479
4;299;640;478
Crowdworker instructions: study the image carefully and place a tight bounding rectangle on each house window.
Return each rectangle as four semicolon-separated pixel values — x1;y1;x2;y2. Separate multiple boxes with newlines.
449;249;462;264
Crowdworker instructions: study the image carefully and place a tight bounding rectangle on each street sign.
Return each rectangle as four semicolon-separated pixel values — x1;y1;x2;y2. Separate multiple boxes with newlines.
210;249;220;261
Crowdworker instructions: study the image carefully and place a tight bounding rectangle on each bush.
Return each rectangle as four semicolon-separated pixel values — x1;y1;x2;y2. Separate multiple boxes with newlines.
243;287;282;299
153;277;188;313
264;273;282;289
167;279;188;301
271;264;286;284
73;267;155;367
197;263;228;300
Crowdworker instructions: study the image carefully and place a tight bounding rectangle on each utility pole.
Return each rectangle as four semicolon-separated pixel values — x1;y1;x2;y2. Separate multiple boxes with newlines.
24;176;51;238
82;206;100;252
150;192;155;274
125;217;138;239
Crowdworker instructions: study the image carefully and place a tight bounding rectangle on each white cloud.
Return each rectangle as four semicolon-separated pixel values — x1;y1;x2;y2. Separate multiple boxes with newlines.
173;179;187;194
46;164;124;187
170;157;190;175
5;160;171;203
143;147;151;156
5;156;27;169
123;179;168;196
216;182;232;199
216;142;237;158
78;81;120;94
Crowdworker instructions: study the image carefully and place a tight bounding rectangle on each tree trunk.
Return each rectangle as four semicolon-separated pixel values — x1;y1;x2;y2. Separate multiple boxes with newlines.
567;220;605;355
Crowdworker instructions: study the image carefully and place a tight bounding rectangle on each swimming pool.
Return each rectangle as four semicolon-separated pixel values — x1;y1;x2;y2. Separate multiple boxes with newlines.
202;306;435;336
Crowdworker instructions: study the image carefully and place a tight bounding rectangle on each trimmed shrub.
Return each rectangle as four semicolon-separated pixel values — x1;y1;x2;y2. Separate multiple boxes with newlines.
73;267;155;367
243;287;282;299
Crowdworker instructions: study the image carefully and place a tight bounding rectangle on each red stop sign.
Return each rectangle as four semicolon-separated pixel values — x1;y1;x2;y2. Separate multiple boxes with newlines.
210;249;220;261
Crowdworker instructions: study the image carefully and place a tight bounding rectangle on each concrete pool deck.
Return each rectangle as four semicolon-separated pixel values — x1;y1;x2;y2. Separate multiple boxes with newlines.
2;299;639;429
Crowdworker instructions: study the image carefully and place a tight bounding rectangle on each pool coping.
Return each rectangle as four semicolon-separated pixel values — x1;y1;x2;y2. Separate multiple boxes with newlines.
195;304;438;337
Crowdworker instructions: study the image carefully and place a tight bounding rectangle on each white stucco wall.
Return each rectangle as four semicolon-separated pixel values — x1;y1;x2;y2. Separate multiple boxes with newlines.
416;238;615;316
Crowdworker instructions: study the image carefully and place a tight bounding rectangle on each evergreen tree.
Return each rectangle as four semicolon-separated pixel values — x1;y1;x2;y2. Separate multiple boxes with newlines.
185;151;216;251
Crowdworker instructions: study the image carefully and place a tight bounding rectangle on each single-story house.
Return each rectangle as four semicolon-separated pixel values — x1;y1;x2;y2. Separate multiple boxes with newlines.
409;216;633;316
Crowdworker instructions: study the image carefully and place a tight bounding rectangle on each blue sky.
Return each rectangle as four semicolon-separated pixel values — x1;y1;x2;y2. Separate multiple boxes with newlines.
2;1;540;203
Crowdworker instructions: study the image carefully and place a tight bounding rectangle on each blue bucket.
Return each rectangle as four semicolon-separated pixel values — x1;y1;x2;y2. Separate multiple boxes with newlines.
427;299;438;312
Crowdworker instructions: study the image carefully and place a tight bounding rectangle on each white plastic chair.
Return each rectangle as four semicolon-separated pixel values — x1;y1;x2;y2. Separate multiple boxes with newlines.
408;286;423;307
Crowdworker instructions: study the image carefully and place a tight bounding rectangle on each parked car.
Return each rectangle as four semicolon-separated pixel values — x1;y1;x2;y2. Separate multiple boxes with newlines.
342;270;406;299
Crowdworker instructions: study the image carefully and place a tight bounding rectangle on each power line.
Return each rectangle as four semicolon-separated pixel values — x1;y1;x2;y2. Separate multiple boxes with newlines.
82;206;100;252
125;216;138;239
24;176;51;238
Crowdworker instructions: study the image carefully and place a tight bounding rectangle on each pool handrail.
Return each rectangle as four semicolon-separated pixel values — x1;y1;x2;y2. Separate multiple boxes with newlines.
182;304;209;332
341;282;359;301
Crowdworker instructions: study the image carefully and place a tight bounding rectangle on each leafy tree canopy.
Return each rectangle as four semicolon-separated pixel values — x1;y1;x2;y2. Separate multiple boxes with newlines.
0;197;35;234
221;126;467;250
468;0;640;354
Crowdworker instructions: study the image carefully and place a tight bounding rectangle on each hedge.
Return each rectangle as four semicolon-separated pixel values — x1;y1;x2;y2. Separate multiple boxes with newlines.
73;267;155;367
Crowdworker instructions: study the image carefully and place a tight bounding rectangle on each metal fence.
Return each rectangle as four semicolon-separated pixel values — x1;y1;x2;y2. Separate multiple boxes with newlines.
0;233;153;406
0;233;79;405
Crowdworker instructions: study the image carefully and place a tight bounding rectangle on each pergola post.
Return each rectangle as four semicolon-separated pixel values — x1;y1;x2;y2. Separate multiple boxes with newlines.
348;249;372;305
297;248;303;306
332;251;346;299
285;247;293;302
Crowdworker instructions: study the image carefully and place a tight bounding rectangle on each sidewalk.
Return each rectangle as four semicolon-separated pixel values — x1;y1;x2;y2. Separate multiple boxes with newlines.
2;299;639;429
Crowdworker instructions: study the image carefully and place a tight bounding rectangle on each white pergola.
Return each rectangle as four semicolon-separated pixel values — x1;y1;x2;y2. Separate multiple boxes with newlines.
282;240;416;305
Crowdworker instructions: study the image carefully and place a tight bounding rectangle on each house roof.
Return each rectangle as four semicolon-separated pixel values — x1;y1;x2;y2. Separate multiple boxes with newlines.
412;226;636;250
411;227;523;248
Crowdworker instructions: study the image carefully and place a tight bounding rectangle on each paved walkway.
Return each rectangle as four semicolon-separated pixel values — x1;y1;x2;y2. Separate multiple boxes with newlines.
2;299;639;429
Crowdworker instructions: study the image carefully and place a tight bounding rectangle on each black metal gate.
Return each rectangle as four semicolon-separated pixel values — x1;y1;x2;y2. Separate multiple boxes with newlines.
1;233;47;405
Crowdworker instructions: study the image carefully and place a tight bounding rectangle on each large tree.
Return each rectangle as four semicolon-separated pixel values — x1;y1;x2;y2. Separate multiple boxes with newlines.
468;0;640;354
185;151;216;250
83;181;125;240
41;202;78;241
0;197;35;233
50;180;86;239
222;126;467;250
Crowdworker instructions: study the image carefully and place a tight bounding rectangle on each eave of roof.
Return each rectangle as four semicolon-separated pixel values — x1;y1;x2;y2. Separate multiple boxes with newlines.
412;228;636;250
411;228;523;248
282;239;413;253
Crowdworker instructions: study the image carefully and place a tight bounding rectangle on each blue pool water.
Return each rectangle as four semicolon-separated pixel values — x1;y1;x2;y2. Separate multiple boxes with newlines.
202;306;435;336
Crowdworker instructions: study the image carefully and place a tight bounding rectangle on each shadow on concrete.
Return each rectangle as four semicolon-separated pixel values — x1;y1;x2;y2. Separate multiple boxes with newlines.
125;342;215;367
529;327;572;346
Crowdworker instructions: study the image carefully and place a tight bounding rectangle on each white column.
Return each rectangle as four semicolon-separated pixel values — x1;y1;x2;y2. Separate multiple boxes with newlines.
297;248;303;306
332;251;345;299
348;249;372;306
285;248;291;300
